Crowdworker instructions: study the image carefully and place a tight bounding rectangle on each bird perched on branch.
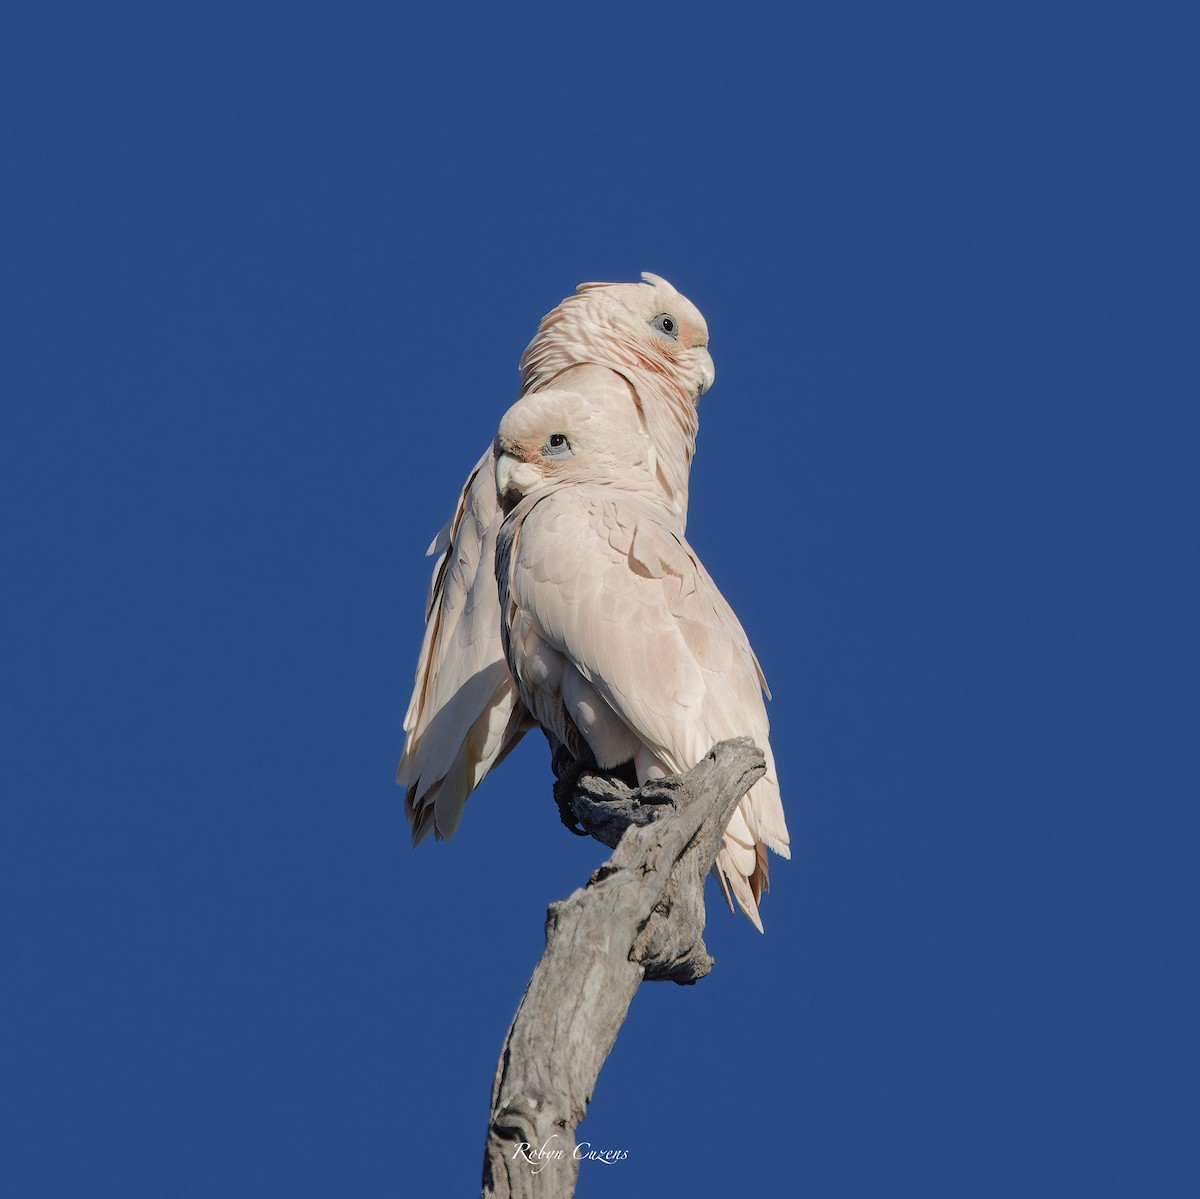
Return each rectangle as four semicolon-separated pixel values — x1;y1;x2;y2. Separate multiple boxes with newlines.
493;388;790;929
398;274;715;844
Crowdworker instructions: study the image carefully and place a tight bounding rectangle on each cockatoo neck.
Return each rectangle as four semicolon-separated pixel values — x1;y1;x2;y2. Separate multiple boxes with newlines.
516;360;697;523
501;471;676;528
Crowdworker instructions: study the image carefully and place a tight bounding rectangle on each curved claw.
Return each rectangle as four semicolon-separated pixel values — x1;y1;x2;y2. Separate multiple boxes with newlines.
551;749;594;836
555;784;590;836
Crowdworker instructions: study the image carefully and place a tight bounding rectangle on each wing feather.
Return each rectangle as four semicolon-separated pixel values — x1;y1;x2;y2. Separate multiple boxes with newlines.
398;448;532;842
500;484;789;924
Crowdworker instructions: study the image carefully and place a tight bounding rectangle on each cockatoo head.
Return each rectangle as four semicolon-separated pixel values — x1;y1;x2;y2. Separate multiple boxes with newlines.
519;272;715;402
494;389;655;513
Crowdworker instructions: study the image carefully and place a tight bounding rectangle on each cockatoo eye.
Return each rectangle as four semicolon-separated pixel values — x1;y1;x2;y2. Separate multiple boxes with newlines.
650;312;678;340
542;433;573;460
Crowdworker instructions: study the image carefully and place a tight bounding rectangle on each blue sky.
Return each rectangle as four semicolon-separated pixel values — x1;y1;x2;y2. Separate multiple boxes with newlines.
3;3;1197;1195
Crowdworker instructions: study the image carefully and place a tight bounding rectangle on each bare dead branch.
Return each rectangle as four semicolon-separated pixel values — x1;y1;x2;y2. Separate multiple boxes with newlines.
481;737;766;1198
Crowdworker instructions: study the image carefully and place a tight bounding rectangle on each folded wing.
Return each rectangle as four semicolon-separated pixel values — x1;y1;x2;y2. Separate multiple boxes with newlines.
500;486;790;929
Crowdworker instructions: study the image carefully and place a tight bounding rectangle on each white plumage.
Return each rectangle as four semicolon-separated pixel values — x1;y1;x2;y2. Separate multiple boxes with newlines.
398;275;714;843
493;390;789;929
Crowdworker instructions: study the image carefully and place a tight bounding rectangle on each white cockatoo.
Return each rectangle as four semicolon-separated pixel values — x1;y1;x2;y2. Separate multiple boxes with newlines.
399;274;715;844
493;389;789;929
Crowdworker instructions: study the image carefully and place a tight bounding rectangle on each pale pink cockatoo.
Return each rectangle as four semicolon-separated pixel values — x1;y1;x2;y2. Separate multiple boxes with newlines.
398;274;715;843
493;389;790;929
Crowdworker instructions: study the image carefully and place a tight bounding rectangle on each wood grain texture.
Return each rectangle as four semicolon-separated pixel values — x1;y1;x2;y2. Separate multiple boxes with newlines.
481;738;766;1198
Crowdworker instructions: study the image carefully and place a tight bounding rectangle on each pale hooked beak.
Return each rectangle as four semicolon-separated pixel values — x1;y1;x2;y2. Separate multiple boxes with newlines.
695;346;715;397
494;450;518;503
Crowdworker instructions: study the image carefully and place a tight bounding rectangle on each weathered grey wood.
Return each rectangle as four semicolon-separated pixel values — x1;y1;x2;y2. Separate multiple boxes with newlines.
481;737;766;1198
